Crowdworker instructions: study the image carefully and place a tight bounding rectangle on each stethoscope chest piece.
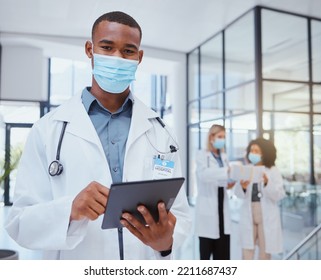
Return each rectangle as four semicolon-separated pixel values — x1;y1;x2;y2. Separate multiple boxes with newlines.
48;121;68;177
49;160;63;176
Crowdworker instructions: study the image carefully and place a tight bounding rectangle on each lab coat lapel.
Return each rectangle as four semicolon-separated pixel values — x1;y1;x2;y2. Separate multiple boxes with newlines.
54;94;158;152
52;93;102;148
51;93;111;184
125;97;158;153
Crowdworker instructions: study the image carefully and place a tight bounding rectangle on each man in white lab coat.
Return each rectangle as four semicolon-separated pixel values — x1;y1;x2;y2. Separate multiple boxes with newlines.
5;11;191;260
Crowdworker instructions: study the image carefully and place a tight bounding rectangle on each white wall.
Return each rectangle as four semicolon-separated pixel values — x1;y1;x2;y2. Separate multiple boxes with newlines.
0;45;48;101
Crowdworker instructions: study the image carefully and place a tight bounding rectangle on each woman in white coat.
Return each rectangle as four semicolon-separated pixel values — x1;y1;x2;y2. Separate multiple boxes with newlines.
234;138;285;259
195;124;235;260
5;11;191;260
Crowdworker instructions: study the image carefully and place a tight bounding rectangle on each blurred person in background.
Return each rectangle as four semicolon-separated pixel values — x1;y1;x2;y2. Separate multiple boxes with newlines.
234;138;285;260
194;124;235;260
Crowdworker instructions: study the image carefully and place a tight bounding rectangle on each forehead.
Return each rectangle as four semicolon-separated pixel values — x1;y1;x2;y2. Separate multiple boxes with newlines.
216;130;225;135
93;20;141;46
250;144;261;151
211;129;225;137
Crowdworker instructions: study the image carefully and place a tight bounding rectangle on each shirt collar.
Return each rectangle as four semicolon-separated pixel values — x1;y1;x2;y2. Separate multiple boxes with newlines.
81;87;133;114
82;87;96;113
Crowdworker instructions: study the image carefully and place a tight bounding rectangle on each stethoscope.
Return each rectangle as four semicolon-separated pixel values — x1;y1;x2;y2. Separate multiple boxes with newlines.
147;117;179;154
48;121;68;176
48;117;179;177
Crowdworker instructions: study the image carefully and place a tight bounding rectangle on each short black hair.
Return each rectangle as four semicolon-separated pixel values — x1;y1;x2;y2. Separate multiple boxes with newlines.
246;138;277;168
92;11;142;41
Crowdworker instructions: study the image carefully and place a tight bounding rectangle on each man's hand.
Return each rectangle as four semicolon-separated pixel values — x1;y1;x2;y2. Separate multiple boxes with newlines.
120;202;176;252
70;181;109;221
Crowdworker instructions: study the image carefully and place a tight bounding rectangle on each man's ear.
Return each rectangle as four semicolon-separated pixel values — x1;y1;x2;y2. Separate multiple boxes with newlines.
85;41;93;59
138;50;144;64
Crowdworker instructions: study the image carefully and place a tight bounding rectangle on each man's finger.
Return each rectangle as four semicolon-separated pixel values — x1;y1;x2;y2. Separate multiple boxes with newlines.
157;202;168;226
121;213;146;233
137;205;156;227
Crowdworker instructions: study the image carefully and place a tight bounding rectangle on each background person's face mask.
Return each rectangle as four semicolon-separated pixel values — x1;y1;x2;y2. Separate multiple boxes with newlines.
212;138;225;150
248;153;262;165
92;53;139;94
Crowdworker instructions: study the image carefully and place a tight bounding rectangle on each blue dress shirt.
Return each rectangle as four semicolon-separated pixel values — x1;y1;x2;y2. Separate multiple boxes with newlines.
81;87;133;183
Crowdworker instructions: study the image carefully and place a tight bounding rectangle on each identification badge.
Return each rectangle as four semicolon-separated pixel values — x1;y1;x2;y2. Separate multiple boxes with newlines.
152;158;175;179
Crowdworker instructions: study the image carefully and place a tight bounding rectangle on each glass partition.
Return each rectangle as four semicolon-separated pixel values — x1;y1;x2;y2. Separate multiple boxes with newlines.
187;8;320;188
282;185;321;259
187;5;321;260
188;48;199;101
200;93;223;122
313;85;321;113
188;101;199;124
225;11;255;88
312;20;321;82
225;82;256;117
200;34;223;97
263;112;310;182
262;10;309;81
314;114;321;185
287;231;321;259
263;82;310;112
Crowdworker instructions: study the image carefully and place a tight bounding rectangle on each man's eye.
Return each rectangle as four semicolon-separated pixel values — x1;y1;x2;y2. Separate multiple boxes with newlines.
124;49;135;54
101;46;112;50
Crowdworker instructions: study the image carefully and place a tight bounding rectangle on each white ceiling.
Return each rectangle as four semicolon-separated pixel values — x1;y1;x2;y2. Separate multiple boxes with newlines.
0;0;321;53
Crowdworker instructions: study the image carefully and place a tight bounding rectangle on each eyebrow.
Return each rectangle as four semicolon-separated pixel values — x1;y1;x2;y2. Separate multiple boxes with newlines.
124;43;139;51
98;39;139;51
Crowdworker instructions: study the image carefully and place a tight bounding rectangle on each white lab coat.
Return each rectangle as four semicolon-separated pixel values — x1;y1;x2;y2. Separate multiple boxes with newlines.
5;92;191;260
194;150;231;239
234;166;285;254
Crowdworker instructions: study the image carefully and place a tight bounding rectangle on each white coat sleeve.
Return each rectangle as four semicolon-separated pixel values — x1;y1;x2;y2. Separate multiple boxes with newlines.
262;167;286;203
5;122;88;250
195;150;228;184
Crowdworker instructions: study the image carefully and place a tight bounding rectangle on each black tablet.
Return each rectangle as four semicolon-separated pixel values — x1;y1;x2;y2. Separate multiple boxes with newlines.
101;177;185;229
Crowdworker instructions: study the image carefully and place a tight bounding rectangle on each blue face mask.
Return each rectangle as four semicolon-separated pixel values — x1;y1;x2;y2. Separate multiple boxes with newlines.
92;53;138;94
248;153;262;165
212;139;225;150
